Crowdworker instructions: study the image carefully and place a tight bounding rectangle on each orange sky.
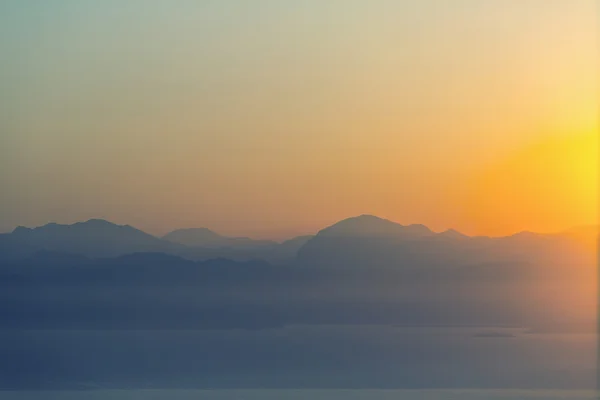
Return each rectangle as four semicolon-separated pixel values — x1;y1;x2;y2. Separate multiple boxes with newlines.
0;1;597;239
464;133;598;236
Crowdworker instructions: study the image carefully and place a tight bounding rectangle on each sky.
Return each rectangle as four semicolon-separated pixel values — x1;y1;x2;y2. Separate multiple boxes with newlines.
0;0;597;239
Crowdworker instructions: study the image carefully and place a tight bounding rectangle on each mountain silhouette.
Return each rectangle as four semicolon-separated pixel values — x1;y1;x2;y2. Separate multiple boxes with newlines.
0;215;592;268
316;215;435;239
5;219;178;258
163;228;277;249
0;220;312;263
436;229;469;240
278;235;314;253
297;215;587;269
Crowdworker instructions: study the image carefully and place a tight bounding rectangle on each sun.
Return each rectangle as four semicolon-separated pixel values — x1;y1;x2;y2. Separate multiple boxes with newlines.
567;133;598;213
466;132;598;236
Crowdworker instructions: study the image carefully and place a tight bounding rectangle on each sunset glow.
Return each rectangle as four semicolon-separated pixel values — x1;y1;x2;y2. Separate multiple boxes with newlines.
0;1;597;238
466;133;598;236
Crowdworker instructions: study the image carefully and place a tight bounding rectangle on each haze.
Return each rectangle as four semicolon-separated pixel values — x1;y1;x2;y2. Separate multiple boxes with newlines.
0;0;597;239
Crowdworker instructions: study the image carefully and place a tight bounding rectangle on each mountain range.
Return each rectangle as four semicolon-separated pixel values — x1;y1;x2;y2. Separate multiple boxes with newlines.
163;228;278;249
0;215;594;266
0;219;311;263
0;214;595;346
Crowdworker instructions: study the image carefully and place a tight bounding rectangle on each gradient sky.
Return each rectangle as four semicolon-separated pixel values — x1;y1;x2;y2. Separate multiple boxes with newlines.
1;1;597;239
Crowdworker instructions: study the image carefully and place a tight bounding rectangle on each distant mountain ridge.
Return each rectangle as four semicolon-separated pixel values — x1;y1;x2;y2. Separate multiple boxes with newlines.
298;215;591;268
163;228;277;249
317;215;435;239
7;219;175;258
0;215;594;265
0;219;311;262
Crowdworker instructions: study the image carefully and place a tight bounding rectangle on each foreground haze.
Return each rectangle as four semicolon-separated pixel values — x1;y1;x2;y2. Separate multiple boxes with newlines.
0;216;595;390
